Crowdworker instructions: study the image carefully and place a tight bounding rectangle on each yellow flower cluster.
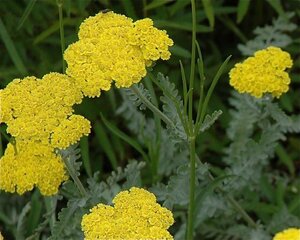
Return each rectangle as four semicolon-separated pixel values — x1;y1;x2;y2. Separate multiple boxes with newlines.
0;141;68;196
229;46;293;98
81;187;174;239
0;231;3;240
64;11;173;97
0;72;90;148
273;228;300;240
0;72;91;195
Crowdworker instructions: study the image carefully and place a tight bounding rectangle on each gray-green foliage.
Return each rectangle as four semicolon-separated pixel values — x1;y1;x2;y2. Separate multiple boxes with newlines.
223;92;300;193
238;13;297;56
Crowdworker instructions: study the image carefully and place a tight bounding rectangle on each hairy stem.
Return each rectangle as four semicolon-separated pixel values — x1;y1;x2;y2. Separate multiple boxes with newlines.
62;156;88;197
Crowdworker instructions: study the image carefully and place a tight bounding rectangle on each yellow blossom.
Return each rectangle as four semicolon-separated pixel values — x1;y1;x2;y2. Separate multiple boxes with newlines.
81;187;174;240
229;46;293;98
64;11;173;97
0;140;68;196
51;115;91;149
0;72;90;148
273;228;300;240
0;231;3;240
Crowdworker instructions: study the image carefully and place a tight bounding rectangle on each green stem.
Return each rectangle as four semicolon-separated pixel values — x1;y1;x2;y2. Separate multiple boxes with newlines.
57;0;66;73
187;136;196;240
130;84;175;128
62;156;88;197
188;0;197;129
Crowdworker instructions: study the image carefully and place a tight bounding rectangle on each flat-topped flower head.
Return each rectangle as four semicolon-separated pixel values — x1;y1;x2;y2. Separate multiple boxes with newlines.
81;187;174;240
229;46;293;98
273;228;300;240
64;11;173;97
0;140;68;196
0;72;90;149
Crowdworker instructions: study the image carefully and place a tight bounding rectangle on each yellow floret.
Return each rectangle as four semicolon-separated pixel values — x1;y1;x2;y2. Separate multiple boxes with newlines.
273;228;300;240
81;187;174;240
51;115;91;149
0;73;90;147
78;11;133;40
0;140;68;196
229;46;293;98
64;11;173;98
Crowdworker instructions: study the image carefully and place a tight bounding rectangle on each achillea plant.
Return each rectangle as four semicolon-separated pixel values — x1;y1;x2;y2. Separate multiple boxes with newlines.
64;11;173;97
273;228;300;240
0;72;91;195
81;187;174;240
229;46;293;98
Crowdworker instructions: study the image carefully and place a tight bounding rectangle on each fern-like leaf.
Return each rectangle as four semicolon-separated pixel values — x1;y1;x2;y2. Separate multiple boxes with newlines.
199;110;223;132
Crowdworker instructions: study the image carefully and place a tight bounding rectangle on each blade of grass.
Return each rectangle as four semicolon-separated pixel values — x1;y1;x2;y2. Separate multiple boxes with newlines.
195;41;206;125
179;60;188;117
171;44;191;58
0;17;28;75
101;114;150;164
94;120;118;170
195;55;231;133
17;0;37;30
266;0;285;17
201;0;215;28
33;18;78;44
154;20;212;32
144;0;172;11
237;0;250;23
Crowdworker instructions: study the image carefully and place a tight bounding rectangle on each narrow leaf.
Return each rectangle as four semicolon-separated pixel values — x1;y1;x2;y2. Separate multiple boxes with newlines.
266;0;285;16
237;0;250;23
94;120;118;170
17;0;37;30
101;114;150;164
144;0;172;11
0;18;27;75
202;0;215;28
